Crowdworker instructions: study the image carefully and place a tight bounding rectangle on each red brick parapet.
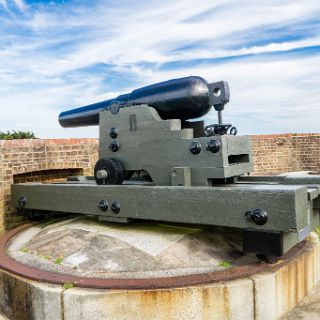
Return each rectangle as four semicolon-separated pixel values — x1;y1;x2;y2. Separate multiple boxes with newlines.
0;139;98;234
0;133;319;234
251;133;320;175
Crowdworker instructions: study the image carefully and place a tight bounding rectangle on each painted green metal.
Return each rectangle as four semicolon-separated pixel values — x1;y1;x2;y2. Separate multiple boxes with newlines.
11;182;310;232
99;106;252;185
11;177;320;255
9;78;320;256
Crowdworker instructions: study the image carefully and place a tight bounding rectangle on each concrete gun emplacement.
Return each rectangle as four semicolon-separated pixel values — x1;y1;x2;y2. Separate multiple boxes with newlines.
12;76;320;260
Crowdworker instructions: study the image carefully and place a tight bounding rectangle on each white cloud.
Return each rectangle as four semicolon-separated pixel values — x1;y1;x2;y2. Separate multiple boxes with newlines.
1;53;318;138
0;0;26;10
0;0;7;8
0;0;319;137
15;0;318;75
13;0;26;10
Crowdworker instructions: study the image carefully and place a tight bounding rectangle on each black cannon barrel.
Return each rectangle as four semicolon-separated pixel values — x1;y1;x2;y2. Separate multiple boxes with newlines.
59;76;221;128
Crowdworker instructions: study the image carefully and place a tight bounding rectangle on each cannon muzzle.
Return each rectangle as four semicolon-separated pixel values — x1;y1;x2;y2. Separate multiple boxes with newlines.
59;76;229;128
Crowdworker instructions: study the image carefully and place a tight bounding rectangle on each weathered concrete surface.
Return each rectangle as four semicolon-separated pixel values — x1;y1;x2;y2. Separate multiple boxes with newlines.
29;282;62;320
7;217;252;279
0;268;254;320
0;270;62;320
283;283;320;319
1;222;320;319
63;279;254;320
252;233;320;320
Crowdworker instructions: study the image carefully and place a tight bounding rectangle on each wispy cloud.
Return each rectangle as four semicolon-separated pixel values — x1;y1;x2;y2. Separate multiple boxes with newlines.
1;0;26;10
0;0;319;137
13;0;26;10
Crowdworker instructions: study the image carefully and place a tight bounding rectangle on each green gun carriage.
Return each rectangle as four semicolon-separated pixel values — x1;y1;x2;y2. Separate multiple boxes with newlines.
12;76;320;260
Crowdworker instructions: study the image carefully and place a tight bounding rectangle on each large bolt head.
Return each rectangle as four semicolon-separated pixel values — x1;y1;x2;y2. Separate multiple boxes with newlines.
204;125;214;137
190;141;202;155
111;201;121;214
98;200;109;211
110;103;120;114
109;128;118;139
206;139;221;153
245;208;268;226
109;141;119;152
18;196;27;208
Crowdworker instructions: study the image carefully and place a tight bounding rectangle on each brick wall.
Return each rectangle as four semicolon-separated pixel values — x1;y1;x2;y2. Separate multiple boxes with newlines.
0;139;98;234
251;133;320;175
0;133;319;234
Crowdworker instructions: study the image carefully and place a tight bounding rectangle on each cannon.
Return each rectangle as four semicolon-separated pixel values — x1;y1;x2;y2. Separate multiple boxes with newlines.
59;76;242;186
11;76;320;260
58;76;229;127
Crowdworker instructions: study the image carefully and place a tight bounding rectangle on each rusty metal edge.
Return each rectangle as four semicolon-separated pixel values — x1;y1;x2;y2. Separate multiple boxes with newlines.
0;223;307;290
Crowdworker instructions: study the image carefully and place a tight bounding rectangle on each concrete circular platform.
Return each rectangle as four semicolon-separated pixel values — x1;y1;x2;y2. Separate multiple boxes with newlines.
0;218;320;320
1;217;263;289
9;217;250;277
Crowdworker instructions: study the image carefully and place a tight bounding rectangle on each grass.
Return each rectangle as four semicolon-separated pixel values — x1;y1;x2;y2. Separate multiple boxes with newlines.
19;247;29;253
54;257;64;265
219;260;232;268
62;282;75;290
40;255;51;260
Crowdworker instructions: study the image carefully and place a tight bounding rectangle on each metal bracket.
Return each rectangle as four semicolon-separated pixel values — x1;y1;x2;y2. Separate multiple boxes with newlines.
208;81;230;112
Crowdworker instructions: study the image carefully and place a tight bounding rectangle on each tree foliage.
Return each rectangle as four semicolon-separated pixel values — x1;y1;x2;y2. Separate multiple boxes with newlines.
0;130;37;140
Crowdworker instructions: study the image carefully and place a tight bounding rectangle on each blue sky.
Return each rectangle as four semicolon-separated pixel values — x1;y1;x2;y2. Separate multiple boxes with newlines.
0;0;319;138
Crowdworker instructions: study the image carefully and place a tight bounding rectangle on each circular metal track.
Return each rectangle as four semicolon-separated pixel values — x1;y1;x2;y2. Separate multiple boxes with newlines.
0;223;307;290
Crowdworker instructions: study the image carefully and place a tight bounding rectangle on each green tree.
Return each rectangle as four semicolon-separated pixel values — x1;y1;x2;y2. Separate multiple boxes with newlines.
0;130;37;140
